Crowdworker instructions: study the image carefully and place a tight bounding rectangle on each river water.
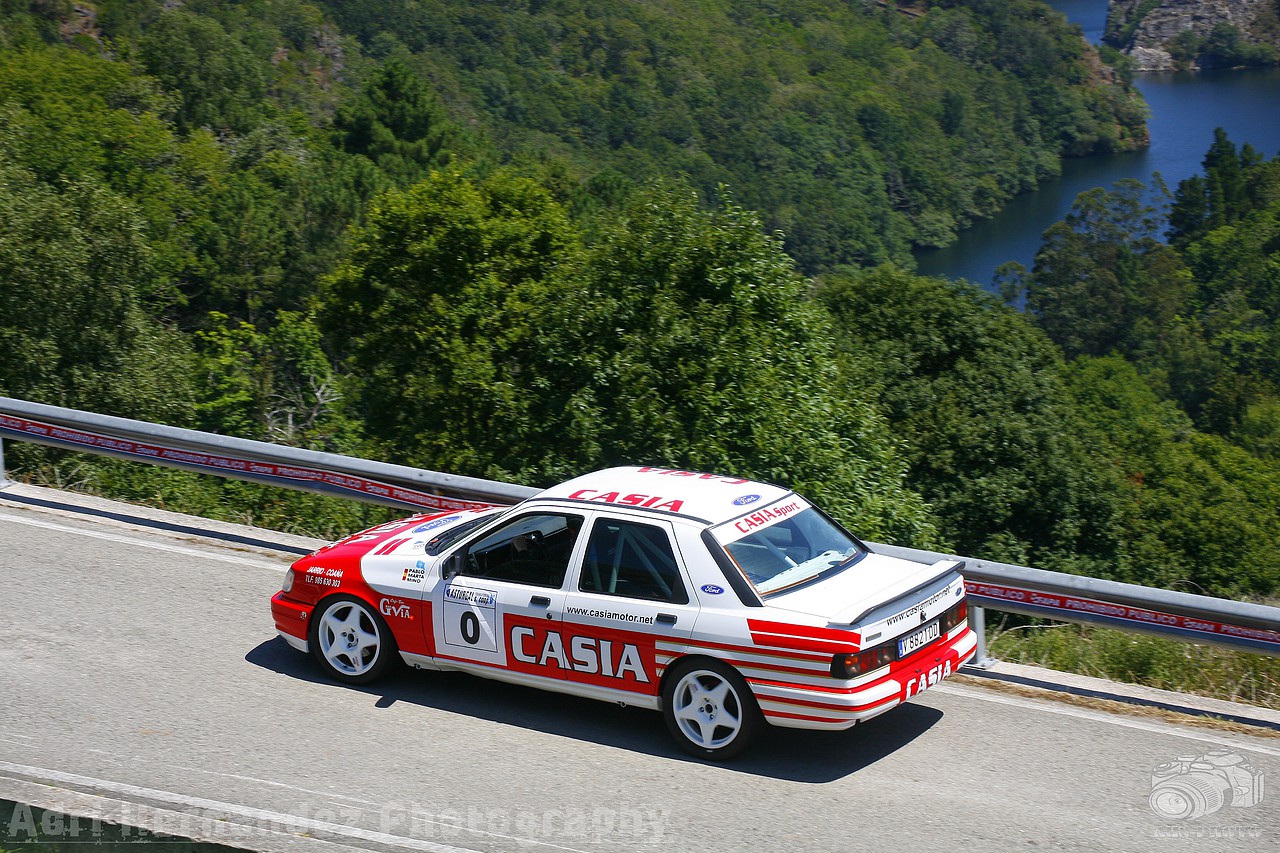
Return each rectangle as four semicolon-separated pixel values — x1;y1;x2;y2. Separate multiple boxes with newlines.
914;2;1280;287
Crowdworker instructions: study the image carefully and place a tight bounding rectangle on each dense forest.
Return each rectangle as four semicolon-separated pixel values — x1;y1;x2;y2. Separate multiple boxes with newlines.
2;0;1279;636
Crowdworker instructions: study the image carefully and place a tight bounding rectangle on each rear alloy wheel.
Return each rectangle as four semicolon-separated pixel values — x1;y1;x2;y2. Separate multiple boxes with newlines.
310;595;397;685
663;659;762;759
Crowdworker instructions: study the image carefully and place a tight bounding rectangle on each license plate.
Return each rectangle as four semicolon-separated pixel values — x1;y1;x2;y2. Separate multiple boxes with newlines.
898;620;940;657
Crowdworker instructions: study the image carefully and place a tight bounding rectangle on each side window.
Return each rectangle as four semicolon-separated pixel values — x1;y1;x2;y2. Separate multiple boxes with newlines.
580;519;689;604
462;513;584;588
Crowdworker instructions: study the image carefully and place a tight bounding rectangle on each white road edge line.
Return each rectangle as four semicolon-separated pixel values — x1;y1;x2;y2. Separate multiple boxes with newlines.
934;682;1280;757
0;511;291;571
166;763;386;807
0;760;598;853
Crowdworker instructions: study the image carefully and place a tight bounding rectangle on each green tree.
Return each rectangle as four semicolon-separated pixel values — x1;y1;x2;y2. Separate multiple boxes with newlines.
138;10;268;133
1016;180;1191;361
320;167;583;476
332;57;459;184
194;310;353;449
1169;130;1280;247
322;174;935;542
815;265;1119;570
545;184;936;543
1066;357;1280;597
0;157;194;421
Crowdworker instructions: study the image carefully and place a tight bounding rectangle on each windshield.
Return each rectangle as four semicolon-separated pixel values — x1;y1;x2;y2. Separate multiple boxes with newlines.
425;510;506;556
721;507;865;595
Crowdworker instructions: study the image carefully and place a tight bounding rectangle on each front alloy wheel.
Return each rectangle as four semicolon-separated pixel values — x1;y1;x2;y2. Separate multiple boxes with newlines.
663;659;761;759
310;595;397;685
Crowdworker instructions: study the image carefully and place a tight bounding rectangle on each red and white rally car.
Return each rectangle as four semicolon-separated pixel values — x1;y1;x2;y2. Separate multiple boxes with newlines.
271;466;976;758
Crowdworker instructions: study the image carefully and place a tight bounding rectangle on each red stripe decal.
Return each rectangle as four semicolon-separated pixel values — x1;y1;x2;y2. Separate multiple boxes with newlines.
749;632;859;655
373;537;410;555
761;709;852;725
718;657;830;679
747;619;862;644
682;636;832;664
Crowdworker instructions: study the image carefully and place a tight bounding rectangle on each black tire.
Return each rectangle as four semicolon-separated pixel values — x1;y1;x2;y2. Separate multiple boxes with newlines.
662;658;762;760
309;595;398;685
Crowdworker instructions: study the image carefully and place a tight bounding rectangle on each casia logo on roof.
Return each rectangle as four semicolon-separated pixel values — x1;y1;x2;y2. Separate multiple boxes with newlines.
568;489;684;513
636;467;749;484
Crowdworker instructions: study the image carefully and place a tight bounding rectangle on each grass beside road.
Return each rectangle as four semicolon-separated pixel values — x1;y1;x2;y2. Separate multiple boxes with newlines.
988;619;1280;710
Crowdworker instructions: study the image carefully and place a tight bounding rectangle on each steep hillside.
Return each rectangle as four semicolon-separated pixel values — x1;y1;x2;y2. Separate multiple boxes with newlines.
315;0;1146;270
1107;0;1280;70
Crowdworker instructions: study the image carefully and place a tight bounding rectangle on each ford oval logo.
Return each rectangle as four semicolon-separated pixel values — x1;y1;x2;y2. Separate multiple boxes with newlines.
732;494;760;506
413;515;460;533
701;584;725;595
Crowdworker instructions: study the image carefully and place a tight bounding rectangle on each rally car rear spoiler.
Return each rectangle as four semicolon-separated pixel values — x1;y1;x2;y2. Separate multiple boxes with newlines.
838;559;966;626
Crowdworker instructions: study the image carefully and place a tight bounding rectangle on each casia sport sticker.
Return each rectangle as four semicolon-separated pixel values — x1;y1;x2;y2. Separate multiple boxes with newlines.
733;500;802;534
701;584;725;595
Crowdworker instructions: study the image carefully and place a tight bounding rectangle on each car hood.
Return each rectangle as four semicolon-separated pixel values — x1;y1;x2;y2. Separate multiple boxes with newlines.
765;552;964;628
296;508;502;566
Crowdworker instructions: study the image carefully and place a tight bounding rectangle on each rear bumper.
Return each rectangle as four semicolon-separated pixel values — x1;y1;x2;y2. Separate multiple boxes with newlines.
753;624;978;730
271;591;310;653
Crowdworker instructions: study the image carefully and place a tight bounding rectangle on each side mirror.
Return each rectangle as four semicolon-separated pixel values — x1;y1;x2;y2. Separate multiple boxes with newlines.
443;553;463;580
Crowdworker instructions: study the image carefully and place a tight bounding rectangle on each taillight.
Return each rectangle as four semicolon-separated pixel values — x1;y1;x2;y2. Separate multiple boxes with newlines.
939;598;967;633
832;643;894;678
833;598;968;679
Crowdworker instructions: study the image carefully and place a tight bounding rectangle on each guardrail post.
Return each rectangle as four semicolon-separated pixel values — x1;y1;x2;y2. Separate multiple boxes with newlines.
967;604;997;669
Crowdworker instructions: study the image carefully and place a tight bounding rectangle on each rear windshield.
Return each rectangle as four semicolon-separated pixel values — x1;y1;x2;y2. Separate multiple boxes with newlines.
720;506;865;595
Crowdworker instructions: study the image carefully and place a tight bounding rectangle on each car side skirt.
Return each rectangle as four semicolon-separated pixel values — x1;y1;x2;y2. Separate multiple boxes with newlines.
417;654;663;711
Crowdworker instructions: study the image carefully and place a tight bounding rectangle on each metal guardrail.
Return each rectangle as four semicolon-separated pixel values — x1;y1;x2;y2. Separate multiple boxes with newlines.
871;543;1280;664
0;397;537;512
2;397;1278;660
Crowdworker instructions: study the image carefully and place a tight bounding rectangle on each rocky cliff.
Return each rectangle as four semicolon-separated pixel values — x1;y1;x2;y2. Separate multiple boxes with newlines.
1106;0;1279;70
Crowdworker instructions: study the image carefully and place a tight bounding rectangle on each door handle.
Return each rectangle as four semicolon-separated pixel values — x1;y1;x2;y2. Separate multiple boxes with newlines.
656;613;677;625
531;595;551;606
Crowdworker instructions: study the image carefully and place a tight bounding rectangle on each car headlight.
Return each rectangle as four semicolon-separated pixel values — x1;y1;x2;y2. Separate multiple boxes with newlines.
282;568;295;593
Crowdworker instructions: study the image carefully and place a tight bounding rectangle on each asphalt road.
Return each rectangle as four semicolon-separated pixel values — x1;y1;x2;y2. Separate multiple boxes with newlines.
1;487;1278;852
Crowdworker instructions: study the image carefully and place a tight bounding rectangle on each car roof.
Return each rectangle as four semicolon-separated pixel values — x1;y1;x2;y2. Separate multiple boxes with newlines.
533;466;796;525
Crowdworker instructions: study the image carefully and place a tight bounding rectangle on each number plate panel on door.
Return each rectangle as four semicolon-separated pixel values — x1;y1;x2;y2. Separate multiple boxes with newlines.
442;584;499;652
